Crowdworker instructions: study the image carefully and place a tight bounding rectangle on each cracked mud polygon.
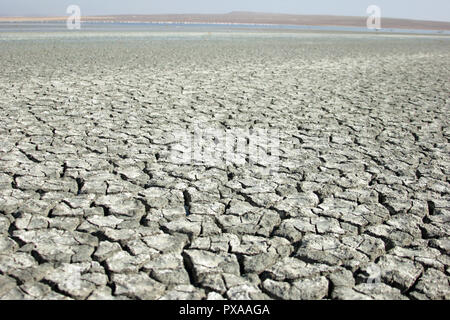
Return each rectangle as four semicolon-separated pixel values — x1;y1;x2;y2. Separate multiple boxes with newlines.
0;30;449;300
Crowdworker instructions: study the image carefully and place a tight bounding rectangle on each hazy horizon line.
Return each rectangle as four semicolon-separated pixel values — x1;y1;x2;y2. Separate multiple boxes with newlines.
0;11;449;23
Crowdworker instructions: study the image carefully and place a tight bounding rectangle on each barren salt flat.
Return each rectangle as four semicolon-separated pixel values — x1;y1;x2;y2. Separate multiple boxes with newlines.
0;27;449;300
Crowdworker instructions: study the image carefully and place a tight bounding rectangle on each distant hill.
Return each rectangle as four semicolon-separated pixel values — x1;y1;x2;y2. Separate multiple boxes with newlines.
1;11;450;31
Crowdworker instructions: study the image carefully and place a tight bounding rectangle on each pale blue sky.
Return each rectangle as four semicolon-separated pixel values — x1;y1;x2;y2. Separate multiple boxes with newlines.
1;0;449;22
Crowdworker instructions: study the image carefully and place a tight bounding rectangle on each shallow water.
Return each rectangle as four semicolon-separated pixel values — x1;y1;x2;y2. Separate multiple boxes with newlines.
1;22;450;43
0;21;449;37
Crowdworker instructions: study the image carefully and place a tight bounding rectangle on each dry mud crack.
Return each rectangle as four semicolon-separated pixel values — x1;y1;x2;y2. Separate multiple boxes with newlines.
0;33;449;300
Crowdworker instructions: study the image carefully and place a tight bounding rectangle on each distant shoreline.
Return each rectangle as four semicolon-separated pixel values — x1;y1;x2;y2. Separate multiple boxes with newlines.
1;12;450;31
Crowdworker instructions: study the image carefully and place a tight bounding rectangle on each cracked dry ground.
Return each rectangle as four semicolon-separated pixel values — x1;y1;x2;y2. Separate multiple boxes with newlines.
0;34;449;300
